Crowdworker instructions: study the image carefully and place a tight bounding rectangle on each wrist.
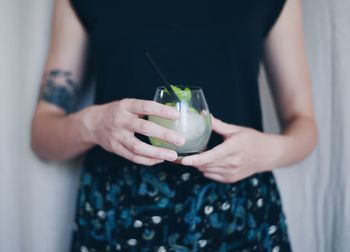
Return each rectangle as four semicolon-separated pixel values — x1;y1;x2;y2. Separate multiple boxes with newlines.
73;104;103;146
263;133;288;171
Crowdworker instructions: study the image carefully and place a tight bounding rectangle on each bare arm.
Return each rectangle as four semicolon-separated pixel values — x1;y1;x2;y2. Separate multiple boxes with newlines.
262;0;318;168
31;0;185;163
31;0;92;161
181;0;318;182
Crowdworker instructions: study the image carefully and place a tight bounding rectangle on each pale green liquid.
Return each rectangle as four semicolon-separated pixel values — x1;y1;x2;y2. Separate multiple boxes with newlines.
148;110;212;156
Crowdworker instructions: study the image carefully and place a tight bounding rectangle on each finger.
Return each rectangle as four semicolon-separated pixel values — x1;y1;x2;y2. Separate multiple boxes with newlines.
202;172;227;183
123;136;178;162
181;143;229;166
198;166;233;175
129;118;185;146
211;115;241;136
201;156;240;169
127;99;180;120
116;144;164;166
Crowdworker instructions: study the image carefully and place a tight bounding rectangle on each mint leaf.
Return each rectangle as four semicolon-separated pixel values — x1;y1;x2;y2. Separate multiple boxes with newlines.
163;85;199;113
164;85;192;103
169;85;182;95
182;87;192;102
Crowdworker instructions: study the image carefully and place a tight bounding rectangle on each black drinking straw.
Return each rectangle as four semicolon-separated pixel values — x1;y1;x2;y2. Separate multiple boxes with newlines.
145;51;180;104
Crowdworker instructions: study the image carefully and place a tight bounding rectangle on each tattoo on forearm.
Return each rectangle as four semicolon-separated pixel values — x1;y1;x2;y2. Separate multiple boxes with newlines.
40;69;81;114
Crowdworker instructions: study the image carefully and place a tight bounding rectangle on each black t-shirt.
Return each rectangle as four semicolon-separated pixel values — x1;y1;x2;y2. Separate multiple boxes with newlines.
71;0;286;166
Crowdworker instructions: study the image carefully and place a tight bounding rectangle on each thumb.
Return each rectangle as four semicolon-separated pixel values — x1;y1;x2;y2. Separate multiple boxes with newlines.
211;114;241;136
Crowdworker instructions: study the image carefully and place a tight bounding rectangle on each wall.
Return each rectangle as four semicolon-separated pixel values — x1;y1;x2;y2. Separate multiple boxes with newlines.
0;0;349;251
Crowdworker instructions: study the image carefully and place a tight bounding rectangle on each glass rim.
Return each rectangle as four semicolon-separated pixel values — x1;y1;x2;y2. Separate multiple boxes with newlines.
156;85;203;92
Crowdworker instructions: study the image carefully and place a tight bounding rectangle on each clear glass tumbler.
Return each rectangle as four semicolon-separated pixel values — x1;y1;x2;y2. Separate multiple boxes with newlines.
148;85;212;157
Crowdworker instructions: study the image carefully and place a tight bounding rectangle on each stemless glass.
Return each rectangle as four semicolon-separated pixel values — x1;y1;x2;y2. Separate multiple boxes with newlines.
148;85;212;157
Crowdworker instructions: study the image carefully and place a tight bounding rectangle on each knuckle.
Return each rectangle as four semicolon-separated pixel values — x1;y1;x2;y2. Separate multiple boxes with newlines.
139;121;150;134
140;101;150;114
130;142;142;153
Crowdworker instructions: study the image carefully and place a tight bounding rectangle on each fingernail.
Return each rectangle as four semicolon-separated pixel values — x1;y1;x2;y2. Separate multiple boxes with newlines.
176;137;186;146
166;152;177;161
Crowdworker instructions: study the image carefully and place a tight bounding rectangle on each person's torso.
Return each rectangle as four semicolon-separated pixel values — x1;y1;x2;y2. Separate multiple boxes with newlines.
71;0;285;165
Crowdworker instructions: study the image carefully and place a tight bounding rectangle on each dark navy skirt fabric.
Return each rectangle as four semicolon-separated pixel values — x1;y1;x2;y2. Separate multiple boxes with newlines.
70;162;291;251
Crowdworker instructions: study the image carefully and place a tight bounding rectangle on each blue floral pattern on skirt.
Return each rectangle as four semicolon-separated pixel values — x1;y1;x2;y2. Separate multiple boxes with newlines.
70;162;292;252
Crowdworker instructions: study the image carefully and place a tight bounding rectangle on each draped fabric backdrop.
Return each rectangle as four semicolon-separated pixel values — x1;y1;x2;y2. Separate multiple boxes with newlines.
0;0;349;251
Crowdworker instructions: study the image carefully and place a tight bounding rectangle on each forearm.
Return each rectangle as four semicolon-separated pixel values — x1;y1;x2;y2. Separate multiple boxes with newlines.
267;115;318;170
31;104;97;161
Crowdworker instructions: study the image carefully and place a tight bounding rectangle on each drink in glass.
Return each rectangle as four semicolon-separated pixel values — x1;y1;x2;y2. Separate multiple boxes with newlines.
148;85;212;156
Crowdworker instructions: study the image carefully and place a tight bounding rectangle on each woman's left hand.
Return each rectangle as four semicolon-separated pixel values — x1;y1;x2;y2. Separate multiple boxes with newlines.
181;115;280;183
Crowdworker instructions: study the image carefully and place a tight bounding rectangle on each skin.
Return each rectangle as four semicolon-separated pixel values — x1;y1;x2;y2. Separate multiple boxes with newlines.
181;0;318;182
31;0;185;165
31;0;317;183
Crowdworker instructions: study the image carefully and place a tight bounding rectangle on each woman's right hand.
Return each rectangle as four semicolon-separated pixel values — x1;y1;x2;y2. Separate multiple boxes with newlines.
82;98;186;166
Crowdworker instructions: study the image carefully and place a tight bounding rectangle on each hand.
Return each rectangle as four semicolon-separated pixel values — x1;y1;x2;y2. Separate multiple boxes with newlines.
181;115;279;183
83;98;186;166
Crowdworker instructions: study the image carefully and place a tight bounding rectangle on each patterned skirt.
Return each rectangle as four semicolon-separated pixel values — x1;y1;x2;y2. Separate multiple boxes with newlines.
70;161;292;252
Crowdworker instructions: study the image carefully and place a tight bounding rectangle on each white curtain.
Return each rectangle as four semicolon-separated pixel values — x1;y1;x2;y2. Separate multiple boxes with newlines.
260;0;350;251
0;1;80;252
0;0;349;251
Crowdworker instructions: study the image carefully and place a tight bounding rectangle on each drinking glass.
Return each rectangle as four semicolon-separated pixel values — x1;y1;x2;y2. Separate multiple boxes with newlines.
148;85;212;157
